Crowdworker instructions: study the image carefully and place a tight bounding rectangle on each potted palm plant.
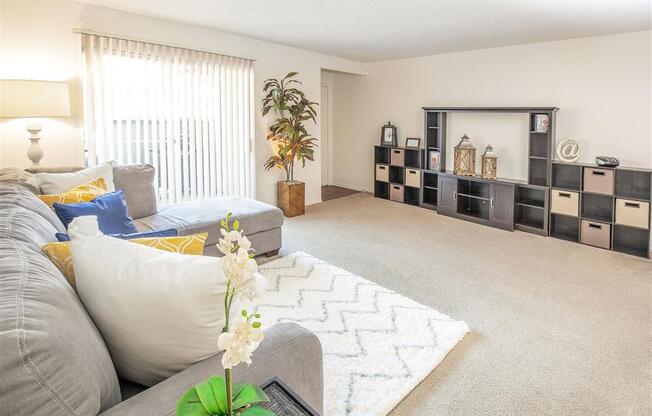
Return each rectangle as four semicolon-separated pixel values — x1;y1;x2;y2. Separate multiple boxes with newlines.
262;72;318;217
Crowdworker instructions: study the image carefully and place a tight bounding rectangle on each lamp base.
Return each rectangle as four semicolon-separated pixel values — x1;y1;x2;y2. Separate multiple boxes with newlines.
26;123;43;167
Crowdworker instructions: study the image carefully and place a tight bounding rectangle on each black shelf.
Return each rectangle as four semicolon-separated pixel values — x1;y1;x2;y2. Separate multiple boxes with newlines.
457;179;490;199
374;181;389;199
405;187;420;206
550;213;579;242
373;107;649;259
422;187;437;207
615;169;651;200
516;186;546;207
552;163;581;191
517;201;545;210
613;225;650;258
457;195;490;221
404;149;422;169
516;205;546;230
529;158;548;187
581;193;613;223
388;166;404;184
374;146;390;164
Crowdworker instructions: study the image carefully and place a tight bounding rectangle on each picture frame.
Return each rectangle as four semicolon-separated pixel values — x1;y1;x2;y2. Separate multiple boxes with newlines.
428;150;441;171
380;122;398;147
405;137;421;149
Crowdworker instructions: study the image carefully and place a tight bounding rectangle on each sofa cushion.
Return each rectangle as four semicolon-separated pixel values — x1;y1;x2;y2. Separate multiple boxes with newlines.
0;239;121;415
0;204;61;254
0;168;39;194
42;232;207;289
38;177;108;208
30;163;116;194
113;164;158;219
0;183;66;233
70;218;229;386
53;190;138;235
134;197;283;246
56;228;177;242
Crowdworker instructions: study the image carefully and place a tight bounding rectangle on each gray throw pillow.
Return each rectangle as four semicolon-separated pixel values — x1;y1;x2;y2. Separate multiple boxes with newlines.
113;164;158;219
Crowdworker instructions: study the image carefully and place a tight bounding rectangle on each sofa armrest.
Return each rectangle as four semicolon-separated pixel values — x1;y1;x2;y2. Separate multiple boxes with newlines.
100;322;323;416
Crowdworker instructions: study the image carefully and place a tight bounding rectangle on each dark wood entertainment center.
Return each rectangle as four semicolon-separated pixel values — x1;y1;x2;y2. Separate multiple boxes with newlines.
373;106;652;258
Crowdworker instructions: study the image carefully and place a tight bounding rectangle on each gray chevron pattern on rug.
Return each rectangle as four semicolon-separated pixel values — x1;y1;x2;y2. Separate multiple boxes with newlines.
257;252;470;416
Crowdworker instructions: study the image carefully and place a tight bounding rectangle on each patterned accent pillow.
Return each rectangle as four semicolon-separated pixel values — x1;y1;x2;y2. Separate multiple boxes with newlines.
38;177;108;208
42;233;208;289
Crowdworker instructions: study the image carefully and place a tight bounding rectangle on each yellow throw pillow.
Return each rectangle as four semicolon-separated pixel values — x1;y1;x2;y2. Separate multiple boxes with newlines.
38;177;108;208
42;233;208;289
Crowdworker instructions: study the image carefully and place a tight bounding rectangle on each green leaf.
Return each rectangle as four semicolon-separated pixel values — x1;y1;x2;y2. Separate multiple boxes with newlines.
239;406;276;416
232;220;240;231
176;387;211;416
196;376;227;415
232;384;270;409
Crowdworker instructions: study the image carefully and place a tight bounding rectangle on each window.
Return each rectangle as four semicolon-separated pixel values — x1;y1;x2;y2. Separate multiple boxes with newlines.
81;34;255;204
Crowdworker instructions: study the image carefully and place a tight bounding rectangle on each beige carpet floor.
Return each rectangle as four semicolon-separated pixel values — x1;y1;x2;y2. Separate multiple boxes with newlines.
276;192;651;416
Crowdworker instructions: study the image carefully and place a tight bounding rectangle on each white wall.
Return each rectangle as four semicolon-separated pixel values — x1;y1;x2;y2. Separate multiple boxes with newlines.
332;31;652;191
0;0;367;205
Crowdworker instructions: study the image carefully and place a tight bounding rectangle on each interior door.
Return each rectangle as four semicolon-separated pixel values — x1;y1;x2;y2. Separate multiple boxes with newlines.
490;183;515;229
437;175;457;216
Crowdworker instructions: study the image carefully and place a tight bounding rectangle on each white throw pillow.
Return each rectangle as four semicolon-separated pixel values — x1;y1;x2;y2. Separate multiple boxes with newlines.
70;216;227;386
33;162;116;194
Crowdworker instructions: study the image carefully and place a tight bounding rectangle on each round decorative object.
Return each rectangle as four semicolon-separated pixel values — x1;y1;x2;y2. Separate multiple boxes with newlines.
556;138;580;162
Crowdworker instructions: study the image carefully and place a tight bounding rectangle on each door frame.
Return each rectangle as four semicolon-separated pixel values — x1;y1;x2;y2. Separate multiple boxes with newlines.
320;84;333;186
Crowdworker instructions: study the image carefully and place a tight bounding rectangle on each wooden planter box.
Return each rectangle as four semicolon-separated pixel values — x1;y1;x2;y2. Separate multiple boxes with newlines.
277;181;305;217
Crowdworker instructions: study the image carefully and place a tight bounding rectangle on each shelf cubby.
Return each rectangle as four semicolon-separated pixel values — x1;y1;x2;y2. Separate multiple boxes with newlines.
613;224;650;258
374;146;390;164
426;111;440;128
516;205;546;230
457;194;490;220
423;171;438;188
422;187;437;208
516;186;546;208
552;162;581;191
388;166;404;184
615;169;651;201
457;179;490;199
529;158;548;187
374;181;389;199
404;187;420;206
529;134;548;159
404;149;422;169
550;213;579;242
581;193;614;223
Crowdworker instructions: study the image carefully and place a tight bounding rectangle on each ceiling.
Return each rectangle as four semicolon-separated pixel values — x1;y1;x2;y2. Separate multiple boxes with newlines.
77;0;652;62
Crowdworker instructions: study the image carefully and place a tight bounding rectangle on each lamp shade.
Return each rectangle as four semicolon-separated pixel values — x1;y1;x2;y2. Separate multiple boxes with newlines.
0;80;71;118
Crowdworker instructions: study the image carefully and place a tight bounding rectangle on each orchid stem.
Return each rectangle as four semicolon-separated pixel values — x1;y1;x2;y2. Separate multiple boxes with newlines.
226;368;233;416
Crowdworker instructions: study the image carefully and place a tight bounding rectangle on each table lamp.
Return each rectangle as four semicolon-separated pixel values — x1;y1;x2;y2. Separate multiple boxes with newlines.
0;79;71;166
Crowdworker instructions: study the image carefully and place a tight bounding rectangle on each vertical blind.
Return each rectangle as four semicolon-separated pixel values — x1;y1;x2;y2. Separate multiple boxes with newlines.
81;33;255;205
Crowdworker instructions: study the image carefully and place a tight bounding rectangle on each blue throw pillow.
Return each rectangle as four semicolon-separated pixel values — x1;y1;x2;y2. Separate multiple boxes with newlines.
53;190;138;235
55;228;178;242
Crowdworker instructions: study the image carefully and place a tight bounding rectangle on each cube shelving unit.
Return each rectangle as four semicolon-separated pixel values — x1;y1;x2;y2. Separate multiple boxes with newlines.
373;106;651;258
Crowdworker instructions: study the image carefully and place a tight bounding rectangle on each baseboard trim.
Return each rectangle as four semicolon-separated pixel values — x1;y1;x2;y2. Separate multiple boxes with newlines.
329;182;369;193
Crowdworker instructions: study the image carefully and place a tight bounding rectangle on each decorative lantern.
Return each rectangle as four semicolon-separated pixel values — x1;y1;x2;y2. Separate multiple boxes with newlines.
481;145;498;179
453;134;476;176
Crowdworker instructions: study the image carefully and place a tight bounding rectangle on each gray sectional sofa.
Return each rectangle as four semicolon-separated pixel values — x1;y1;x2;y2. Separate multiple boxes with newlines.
0;178;323;415
24;164;285;258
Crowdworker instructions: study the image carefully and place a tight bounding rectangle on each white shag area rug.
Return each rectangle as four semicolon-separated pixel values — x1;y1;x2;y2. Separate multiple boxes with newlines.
257;252;470;416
